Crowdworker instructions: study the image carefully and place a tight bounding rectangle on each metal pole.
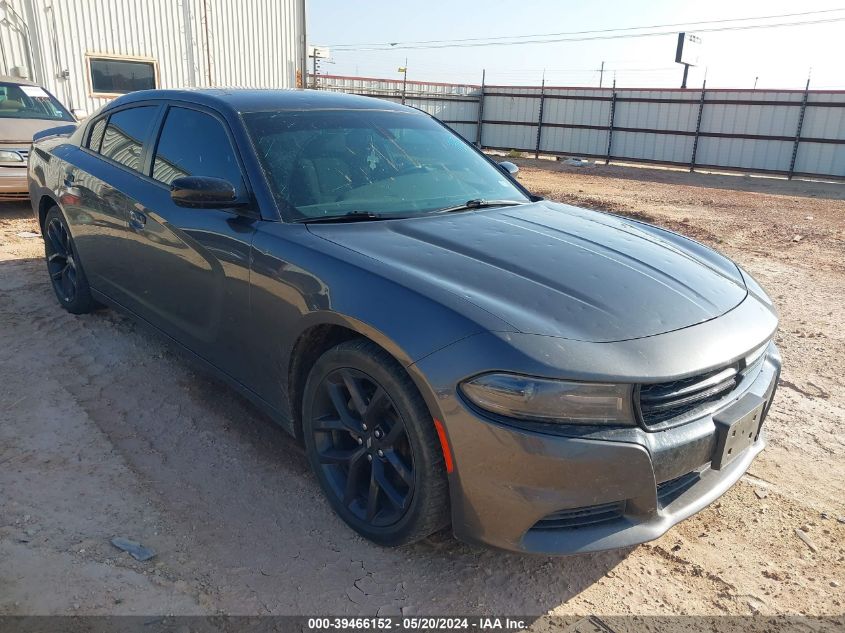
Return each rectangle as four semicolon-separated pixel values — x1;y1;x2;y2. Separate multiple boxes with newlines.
681;63;689;89
202;0;213;86
475;69;486;148
788;78;811;180
599;61;604;88
689;80;706;172
605;80;616;165
312;54;317;89
401;58;408;105
44;0;70;107
19;0;40;83
181;0;197;88
0;37;7;76
298;0;308;89
534;77;546;159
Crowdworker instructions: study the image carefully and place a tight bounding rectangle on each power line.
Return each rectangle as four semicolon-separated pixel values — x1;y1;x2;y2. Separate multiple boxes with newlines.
328;8;845;48
328;12;845;51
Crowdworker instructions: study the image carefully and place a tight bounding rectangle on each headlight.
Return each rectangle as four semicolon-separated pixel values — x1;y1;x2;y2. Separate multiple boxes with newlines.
739;266;774;307
460;373;635;425
0;150;24;163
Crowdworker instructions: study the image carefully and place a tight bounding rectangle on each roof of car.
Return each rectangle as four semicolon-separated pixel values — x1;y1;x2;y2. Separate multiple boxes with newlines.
106;88;417;115
0;75;38;86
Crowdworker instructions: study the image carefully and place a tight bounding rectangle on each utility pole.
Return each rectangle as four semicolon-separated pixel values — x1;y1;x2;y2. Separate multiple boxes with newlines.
680;63;689;89
400;57;408;105
298;0;307;88
788;76;811;180
475;68;486;148
753;76;758;90
307;47;331;89
599;61;604;88
605;78;617;165
535;74;546;159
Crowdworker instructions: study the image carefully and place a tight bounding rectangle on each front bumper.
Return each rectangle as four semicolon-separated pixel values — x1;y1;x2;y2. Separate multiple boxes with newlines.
410;295;780;554
0;166;29;200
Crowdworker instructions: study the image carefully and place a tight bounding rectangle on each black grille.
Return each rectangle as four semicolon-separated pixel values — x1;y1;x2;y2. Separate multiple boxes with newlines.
532;501;625;530
638;349;766;428
657;470;702;507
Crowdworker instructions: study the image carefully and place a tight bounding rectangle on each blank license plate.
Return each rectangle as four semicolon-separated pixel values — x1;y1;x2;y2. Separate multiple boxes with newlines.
712;395;765;470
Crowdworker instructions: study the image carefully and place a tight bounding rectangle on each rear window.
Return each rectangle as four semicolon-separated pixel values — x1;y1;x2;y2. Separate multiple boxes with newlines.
0;82;73;122
99;106;158;171
87;117;107;152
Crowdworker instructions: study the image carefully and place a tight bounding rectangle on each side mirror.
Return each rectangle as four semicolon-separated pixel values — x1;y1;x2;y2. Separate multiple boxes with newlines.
170;176;241;208
72;108;89;120
498;161;519;177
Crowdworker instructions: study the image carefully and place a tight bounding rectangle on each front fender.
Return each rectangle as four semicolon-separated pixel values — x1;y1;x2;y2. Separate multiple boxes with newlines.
247;222;512;420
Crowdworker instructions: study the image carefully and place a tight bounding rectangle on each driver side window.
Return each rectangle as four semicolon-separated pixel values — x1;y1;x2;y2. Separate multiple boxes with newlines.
151;106;244;190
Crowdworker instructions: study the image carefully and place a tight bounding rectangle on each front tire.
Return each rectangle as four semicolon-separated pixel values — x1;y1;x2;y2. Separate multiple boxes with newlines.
302;339;450;546
43;206;98;314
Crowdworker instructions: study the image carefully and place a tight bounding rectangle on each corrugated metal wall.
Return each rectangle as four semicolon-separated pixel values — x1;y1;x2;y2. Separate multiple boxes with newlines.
0;0;303;114
316;74;482;142
317;75;845;180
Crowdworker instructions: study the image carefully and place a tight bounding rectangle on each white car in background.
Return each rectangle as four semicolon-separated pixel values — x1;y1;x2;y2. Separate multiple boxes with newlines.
0;76;76;201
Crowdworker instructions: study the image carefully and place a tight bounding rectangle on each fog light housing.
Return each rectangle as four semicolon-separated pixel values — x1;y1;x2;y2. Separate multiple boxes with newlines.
460;373;635;425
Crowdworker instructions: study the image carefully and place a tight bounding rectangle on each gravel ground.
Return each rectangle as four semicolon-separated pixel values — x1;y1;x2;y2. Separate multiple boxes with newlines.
1;162;843;619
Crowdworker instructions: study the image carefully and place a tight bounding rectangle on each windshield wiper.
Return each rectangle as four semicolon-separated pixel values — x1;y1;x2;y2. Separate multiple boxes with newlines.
434;199;527;214
295;211;397;224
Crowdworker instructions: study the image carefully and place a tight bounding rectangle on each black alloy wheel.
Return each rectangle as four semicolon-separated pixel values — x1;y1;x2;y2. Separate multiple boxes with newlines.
43;206;98;314
312;368;415;526
45;214;79;304
302;339;449;545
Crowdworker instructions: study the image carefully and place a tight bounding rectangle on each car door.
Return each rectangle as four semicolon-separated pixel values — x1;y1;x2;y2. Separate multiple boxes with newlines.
116;103;256;384
64;105;162;299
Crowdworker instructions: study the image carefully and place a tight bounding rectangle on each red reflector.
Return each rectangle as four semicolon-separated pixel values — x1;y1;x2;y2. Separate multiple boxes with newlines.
433;418;454;474
59;193;80;206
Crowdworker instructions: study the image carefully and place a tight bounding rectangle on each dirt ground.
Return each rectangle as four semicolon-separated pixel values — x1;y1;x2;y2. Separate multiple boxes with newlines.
1;161;843;619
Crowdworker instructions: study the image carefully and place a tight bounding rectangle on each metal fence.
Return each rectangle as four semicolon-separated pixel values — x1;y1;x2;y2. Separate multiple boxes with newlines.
315;74;845;180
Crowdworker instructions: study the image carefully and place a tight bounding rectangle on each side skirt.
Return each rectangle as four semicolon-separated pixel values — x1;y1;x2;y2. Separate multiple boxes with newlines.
90;288;298;438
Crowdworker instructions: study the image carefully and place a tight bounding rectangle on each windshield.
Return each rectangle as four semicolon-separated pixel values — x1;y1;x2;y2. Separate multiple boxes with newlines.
0;82;73;122
243;109;529;220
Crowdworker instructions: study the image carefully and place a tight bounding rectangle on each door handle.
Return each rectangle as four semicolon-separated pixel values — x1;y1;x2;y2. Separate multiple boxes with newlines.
129;209;147;230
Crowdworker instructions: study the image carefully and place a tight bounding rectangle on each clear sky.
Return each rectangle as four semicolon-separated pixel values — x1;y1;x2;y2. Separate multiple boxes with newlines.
308;0;845;89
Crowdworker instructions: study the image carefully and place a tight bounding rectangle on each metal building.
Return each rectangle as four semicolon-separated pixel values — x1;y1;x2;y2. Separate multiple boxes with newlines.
0;0;307;115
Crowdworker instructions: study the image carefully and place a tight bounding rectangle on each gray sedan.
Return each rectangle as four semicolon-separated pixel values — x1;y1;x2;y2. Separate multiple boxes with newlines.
27;89;780;554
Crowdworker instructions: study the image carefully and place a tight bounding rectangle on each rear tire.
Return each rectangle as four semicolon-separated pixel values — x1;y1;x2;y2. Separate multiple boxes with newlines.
302;339;450;546
43;206;98;314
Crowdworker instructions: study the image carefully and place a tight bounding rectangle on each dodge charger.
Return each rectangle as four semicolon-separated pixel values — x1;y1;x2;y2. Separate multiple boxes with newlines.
27;89;780;554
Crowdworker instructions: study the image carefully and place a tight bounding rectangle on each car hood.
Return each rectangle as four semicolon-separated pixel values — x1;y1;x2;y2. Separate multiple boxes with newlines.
307;201;748;342
0;118;72;145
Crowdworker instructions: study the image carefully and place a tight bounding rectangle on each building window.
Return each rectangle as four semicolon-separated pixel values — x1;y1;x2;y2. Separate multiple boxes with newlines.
89;57;157;95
